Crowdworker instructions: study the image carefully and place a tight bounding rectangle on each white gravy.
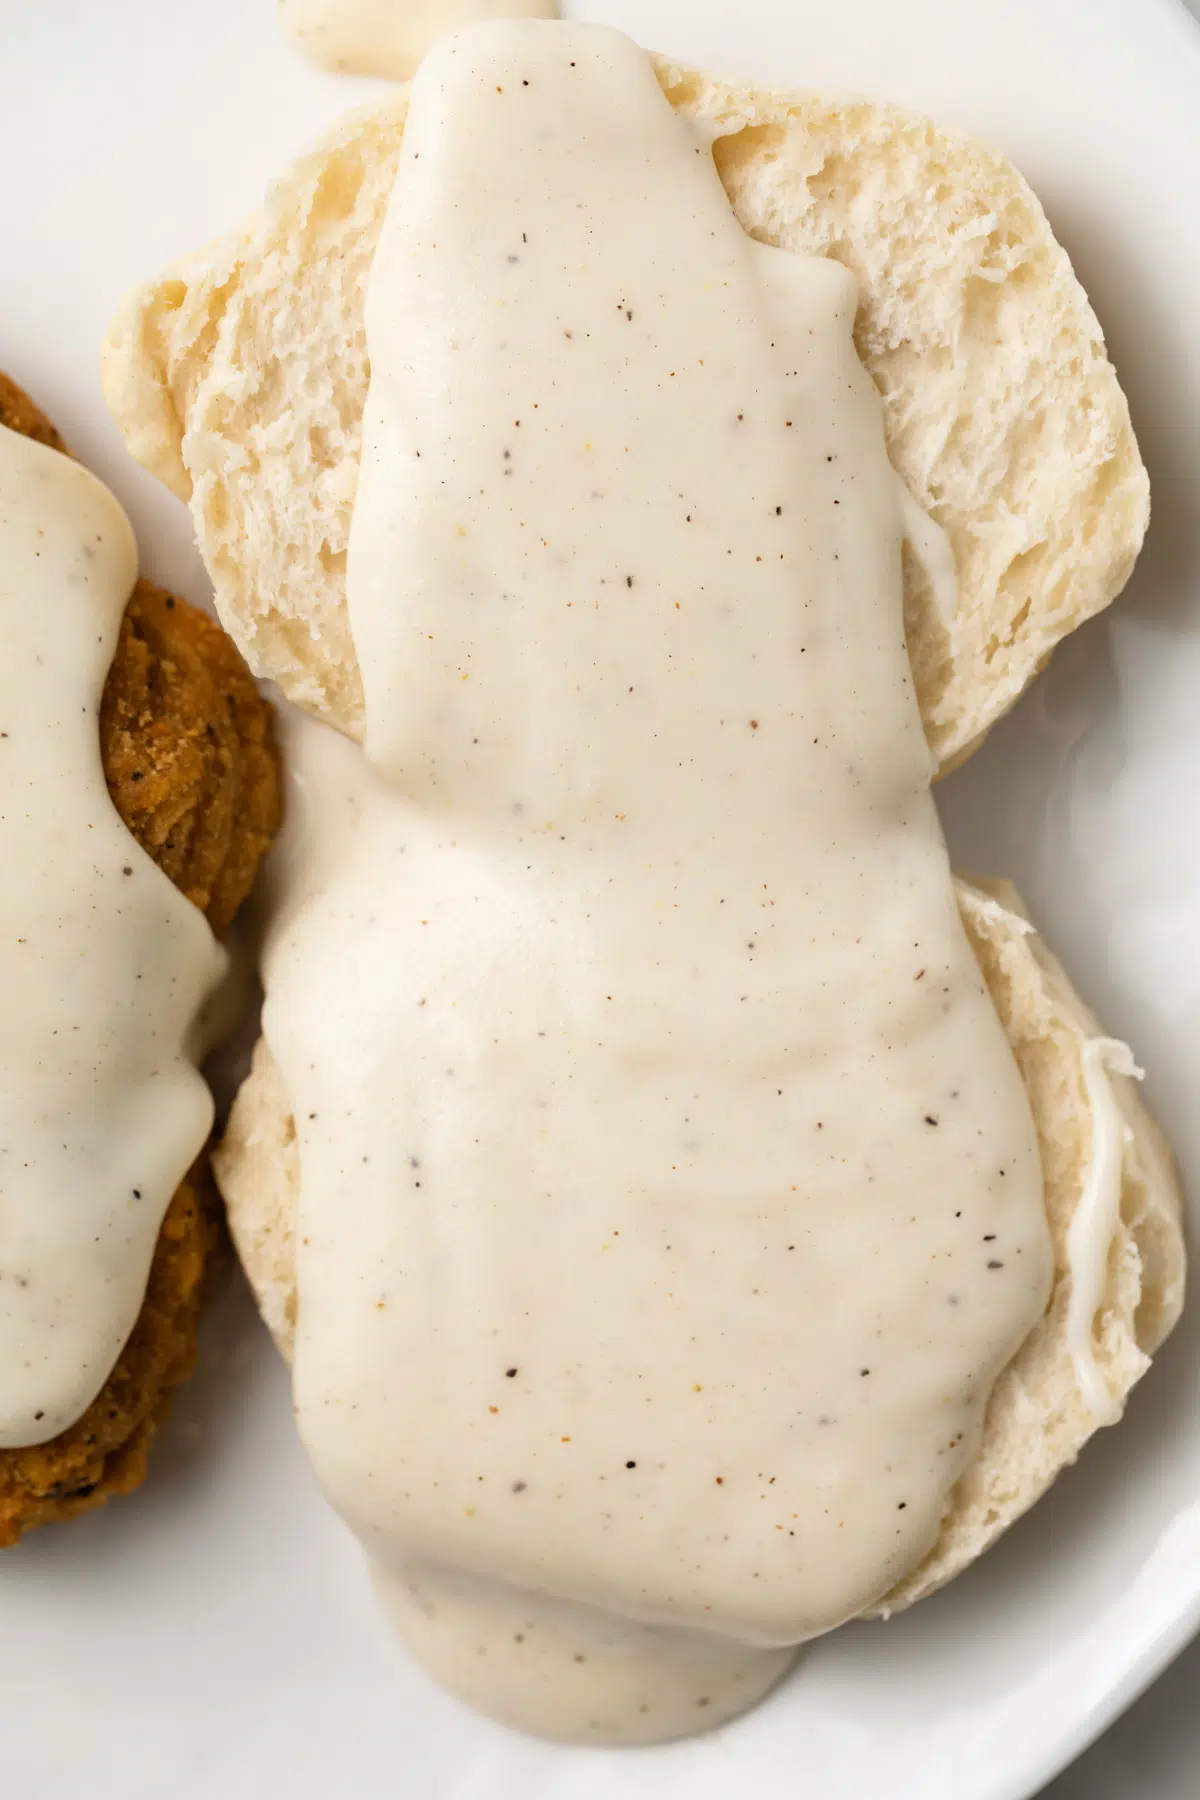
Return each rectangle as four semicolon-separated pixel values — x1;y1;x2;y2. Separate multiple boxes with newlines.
262;20;1054;1743
1066;1037;1141;1424
0;425;225;1449
277;0;556;82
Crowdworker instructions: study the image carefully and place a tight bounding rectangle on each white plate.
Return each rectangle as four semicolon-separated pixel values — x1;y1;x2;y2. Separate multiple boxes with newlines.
1;1;1198;1795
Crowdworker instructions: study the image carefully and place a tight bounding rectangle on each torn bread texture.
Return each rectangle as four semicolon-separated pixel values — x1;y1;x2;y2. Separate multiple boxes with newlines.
111;48;1178;1614
102;61;1148;773
213;877;1185;1617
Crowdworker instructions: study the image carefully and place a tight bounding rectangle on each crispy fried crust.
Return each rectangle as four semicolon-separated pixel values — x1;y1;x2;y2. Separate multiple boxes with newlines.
0;372;68;454
102;576;281;935
0;1167;220;1545
0;375;281;1545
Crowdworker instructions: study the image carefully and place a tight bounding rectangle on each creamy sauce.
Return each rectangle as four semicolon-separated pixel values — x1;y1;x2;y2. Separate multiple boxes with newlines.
278;0;556;81
262;20;1053;1743
1066;1037;1140;1425
897;482;959;625
0;425;225;1448
375;1557;796;1745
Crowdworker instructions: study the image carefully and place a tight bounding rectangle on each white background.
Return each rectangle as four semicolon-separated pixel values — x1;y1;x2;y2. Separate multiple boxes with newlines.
994;6;1200;1793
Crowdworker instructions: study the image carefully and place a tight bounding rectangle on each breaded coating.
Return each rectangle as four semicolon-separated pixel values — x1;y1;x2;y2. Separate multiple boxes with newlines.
0;1167;220;1543
0;371;68;454
102;576;281;934
0;375;281;1545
